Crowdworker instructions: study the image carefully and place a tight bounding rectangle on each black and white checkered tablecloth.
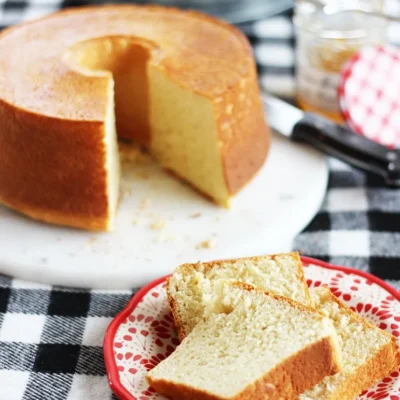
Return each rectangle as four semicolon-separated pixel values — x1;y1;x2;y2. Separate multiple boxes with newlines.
0;1;400;399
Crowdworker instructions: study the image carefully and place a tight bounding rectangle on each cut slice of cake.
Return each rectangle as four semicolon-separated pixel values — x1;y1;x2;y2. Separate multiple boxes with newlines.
148;282;342;400
167;252;312;340
299;286;400;400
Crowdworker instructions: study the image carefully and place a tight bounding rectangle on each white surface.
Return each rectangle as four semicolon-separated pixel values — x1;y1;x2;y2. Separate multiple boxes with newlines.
0;132;328;289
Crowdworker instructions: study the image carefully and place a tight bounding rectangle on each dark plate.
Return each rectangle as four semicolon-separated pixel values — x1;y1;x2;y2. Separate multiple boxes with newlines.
63;0;294;24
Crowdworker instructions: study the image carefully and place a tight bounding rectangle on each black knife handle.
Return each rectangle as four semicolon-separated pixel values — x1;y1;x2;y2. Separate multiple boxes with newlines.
292;113;400;186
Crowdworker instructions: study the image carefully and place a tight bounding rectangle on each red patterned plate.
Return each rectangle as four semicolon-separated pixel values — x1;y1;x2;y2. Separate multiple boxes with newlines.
104;257;400;400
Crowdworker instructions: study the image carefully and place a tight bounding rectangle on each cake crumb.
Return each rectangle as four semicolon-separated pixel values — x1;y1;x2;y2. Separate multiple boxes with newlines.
137;171;150;180
132;217;141;226
123;185;132;197
85;237;98;248
119;142;151;165
190;213;202;219
150;218;168;230
120;183;132;202
141;198;151;210
196;239;217;250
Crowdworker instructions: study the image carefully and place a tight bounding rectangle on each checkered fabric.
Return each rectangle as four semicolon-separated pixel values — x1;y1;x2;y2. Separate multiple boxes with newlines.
0;272;135;400
0;1;399;399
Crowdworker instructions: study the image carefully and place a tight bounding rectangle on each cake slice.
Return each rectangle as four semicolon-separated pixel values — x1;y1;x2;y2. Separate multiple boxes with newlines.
148;283;342;400
167;252;312;340
299;286;400;400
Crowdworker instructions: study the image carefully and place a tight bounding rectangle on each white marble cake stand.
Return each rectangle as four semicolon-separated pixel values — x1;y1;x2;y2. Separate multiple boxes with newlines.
0;131;328;289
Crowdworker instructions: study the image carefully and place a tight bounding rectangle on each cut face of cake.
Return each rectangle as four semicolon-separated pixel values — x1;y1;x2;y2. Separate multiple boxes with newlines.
167;252;312;340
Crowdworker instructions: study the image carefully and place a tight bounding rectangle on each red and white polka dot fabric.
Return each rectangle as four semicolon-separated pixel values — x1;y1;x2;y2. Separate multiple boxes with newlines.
339;46;400;149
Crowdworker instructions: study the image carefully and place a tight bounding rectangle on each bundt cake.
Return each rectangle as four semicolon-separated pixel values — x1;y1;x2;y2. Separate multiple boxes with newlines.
0;5;270;230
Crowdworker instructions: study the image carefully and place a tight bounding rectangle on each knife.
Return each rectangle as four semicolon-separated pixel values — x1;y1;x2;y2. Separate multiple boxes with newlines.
264;95;400;186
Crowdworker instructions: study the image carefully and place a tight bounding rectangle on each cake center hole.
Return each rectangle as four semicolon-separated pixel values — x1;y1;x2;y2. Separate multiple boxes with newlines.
66;37;151;145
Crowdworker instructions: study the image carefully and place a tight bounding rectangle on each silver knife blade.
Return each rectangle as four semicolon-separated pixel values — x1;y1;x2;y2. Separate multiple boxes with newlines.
263;95;304;138
263;94;400;187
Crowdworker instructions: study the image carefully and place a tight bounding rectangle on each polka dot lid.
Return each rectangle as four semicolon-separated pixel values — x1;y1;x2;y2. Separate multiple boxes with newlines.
338;46;400;149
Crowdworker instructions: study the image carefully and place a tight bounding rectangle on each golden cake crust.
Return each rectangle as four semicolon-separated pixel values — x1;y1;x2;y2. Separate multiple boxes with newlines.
167;252;312;341
0;100;110;230
0;5;254;119
0;5;270;230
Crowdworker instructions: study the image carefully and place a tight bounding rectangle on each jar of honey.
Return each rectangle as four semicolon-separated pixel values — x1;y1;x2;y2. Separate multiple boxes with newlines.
294;0;387;122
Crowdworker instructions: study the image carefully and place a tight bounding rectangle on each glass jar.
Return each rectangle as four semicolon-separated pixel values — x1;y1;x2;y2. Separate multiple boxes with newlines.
294;0;387;122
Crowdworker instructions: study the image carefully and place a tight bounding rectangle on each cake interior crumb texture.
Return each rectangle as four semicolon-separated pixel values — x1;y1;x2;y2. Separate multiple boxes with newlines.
72;36;230;213
148;284;341;400
104;79;121;230
300;286;400;400
168;252;312;338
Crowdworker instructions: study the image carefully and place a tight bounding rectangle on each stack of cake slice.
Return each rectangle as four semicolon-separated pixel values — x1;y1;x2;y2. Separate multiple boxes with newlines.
147;252;400;400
